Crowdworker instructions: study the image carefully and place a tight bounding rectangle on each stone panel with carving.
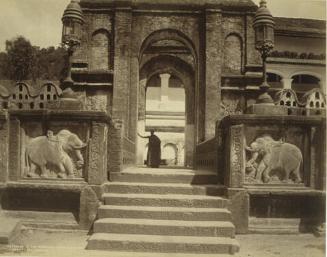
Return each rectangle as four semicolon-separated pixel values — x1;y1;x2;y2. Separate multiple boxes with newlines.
85;93;108;112
24;130;87;179
245;135;303;184
220;92;243;118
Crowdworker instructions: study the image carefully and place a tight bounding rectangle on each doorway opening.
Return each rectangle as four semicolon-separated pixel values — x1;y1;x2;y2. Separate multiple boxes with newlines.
142;73;186;167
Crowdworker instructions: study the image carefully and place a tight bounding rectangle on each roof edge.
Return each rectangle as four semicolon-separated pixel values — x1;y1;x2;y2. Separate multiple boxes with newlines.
80;0;258;12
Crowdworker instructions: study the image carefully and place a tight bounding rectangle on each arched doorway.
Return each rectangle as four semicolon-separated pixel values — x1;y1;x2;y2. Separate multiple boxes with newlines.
291;74;321;93
137;30;196;168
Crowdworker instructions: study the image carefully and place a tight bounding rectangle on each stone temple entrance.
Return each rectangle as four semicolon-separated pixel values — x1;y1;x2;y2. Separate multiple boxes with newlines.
137;32;196;168
0;0;325;255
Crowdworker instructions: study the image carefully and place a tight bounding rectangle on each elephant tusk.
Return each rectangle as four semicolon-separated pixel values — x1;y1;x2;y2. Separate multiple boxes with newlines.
73;143;88;150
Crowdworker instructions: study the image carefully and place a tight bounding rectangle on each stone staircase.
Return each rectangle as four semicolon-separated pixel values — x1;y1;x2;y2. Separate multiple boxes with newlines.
87;168;239;255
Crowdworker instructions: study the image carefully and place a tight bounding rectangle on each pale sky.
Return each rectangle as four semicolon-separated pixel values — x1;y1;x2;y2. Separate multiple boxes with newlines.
0;0;325;52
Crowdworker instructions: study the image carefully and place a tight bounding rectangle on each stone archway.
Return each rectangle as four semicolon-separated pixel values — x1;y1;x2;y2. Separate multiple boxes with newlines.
137;31;196;168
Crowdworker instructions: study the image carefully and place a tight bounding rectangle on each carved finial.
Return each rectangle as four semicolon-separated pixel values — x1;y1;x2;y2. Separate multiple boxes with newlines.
259;0;267;8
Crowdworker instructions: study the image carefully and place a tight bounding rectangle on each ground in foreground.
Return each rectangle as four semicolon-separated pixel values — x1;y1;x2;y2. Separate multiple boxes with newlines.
0;228;325;257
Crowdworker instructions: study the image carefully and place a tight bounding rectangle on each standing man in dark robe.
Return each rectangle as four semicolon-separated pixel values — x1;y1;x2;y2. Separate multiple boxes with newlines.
138;130;161;168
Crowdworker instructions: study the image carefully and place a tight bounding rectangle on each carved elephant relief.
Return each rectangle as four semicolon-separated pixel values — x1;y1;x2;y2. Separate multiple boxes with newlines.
245;135;303;183
25;130;87;179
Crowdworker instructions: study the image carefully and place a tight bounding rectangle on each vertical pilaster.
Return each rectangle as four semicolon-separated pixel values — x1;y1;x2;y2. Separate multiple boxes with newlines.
129;55;139;142
205;10;222;139
112;9;132;134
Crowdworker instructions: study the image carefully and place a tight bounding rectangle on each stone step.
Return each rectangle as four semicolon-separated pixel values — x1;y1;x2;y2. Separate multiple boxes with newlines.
98;205;231;221
103;193;227;208
93;218;235;237
105;182;225;196
110;169;218;185
86;233;240;254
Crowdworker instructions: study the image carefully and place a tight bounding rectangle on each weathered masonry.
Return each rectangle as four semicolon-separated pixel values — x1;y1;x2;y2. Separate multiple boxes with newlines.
0;0;325;255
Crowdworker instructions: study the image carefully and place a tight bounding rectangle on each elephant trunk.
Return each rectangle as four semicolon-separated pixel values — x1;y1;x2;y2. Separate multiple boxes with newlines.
245;145;255;152
75;150;84;167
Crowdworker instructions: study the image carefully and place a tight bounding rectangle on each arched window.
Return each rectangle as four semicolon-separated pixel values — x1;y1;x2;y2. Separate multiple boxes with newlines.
90;29;110;70
267;73;283;89
291;74;320;93
223;34;242;74
162;144;177;166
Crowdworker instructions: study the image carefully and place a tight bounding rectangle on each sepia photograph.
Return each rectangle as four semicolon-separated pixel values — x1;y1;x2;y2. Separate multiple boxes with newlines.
0;0;325;256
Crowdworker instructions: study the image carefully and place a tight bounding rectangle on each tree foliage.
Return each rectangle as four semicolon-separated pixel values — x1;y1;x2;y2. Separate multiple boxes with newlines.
0;36;67;82
5;36;34;80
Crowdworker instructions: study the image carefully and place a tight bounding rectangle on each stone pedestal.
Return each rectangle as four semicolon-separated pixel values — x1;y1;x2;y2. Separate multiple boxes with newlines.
226;188;249;234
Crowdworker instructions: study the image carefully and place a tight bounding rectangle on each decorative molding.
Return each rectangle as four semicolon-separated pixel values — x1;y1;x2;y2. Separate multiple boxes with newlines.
270;51;325;60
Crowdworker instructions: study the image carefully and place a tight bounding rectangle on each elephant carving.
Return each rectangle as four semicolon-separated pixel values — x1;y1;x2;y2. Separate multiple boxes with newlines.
245;135;302;183
25;130;87;179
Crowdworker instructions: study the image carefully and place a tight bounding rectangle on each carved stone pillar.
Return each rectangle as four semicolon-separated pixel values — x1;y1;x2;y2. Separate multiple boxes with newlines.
88;122;108;184
225;124;245;188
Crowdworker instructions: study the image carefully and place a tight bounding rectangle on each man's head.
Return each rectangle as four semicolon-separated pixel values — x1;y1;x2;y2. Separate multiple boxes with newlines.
150;129;155;135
